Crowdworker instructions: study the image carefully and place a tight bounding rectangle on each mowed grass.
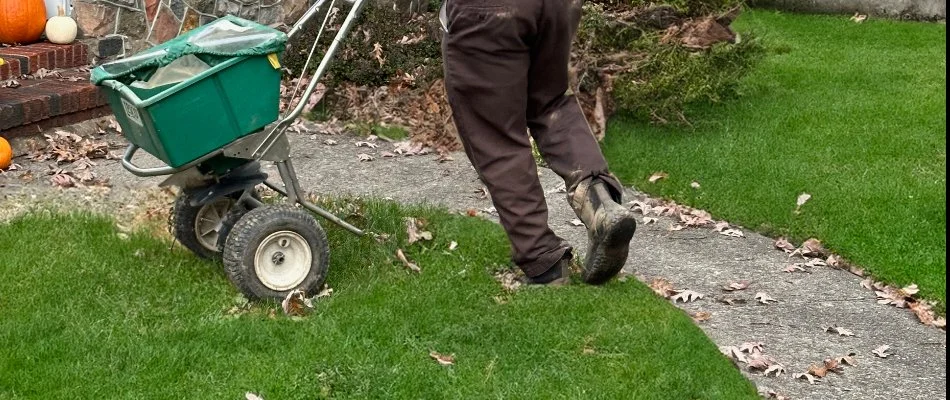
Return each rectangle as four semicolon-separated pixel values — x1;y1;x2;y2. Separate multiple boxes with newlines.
0;201;758;399
603;10;946;308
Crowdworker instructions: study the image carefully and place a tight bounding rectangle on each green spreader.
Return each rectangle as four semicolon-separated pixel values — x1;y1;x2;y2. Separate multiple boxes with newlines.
92;1;369;302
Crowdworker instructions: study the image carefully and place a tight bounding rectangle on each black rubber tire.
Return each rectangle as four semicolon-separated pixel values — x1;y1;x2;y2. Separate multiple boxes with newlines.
222;205;330;300
171;190;238;260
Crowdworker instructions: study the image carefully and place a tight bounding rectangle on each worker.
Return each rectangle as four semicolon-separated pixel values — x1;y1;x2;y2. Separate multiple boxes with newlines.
439;0;637;286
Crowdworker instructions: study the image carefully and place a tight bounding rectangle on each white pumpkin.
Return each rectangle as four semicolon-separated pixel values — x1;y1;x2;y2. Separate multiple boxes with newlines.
45;5;76;44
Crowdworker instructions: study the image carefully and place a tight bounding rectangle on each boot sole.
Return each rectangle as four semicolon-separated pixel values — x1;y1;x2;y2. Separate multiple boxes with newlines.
583;213;637;285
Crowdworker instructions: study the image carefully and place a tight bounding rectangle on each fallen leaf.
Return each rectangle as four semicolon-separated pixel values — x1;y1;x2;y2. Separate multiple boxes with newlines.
784;265;809;273
648;171;668;183
901;284;920;296
569;218;584;227
642;217;658;224
281;289;313;317
754;292;778;304
690;181;701;189
721;346;747;363
381;151;397;157
739;342;764;354
323;139;338;145
449;241;458;251
836;353;858;366
691;311;711;322
246;392;264;400
404;217;433;244
713;221;730;232
822;358;843;374
825;326;855;337
649;278;676;298
717;296;747;305
371;42;385;66
719;228;744;238
355;141;378;149
795;372;821;384
671;289;704;303
429;351;455;366
763;364;786;377
774;237;796;253
872;345;891;358
794;192;811;213
722;280;751;292
850;12;867;23
796;238;827;257
860;278;875;290
357;153;374;162
826;254;846;268
669;224;686;232
932;318;946;328
760;388;790;399
396;249;421;273
807;364;828;378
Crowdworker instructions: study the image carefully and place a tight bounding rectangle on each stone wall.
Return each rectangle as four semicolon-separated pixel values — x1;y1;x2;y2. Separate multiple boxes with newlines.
72;0;430;62
73;0;310;60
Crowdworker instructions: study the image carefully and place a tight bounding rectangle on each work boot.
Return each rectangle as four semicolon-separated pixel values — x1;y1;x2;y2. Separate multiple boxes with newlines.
522;254;572;286
569;177;637;285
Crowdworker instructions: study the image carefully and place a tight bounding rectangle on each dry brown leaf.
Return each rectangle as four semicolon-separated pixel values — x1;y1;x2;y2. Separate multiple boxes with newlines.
823;358;843;374
932;318;946;329
429;351;455;366
796;238;827;257
774;237;796;253
371;42;385;66
690;181;701;189
357;153;374;162
784;265;809;273
449;241;458;251
721;346;747;363
795;372;821;384
396;249;421;273
324;139;338;145
713;221;730;232
850;12;868;23
836;353;858;366
642;217;658;225
722;280;751;292
860;278;875;290
648;171;668;183
569;218;584;227
824;326;855;337
691;311;711;322
826;254;846;268
760;388;790;399
671;289;704;303
717;296;747;306
754;292;778;304
719;228;744;238
763;364;786;377
669;224;686;232
649;278;676;298
738;342;764;354
355;140;379;149
405;217;433;245
281;289;313;317
872;345;891;358
807;364;828;378
246;392;264;400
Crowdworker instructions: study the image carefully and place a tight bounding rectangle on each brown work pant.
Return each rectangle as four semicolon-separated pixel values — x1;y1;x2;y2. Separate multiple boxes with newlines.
441;0;623;277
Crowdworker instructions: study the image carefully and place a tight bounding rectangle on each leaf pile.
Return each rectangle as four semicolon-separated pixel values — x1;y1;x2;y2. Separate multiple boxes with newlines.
628;195;743;237
862;280;946;329
26;129;117;188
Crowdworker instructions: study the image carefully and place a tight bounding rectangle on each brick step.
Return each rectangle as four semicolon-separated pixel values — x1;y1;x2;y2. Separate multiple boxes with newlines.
0;67;109;139
0;41;89;81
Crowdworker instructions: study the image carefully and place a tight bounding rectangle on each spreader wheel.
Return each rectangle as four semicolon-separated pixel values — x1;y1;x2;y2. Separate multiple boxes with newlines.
222;205;329;300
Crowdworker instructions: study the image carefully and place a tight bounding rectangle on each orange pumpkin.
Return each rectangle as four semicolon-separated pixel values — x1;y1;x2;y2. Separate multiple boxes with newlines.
0;137;13;170
0;0;48;45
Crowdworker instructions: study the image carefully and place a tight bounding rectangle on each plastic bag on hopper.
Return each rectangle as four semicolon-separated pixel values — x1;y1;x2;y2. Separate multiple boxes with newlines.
130;54;210;89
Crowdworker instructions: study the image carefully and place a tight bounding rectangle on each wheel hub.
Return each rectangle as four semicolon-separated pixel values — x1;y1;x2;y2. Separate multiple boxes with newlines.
194;197;235;251
254;230;312;291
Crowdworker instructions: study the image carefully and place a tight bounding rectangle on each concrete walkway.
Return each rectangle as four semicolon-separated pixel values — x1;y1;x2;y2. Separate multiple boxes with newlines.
1;119;945;399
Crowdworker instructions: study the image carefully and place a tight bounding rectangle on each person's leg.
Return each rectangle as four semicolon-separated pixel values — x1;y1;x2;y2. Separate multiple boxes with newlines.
525;0;637;284
441;0;570;282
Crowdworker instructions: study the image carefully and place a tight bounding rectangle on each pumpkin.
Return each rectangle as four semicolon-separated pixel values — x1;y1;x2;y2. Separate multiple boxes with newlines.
0;137;13;170
0;0;48;45
45;5;76;44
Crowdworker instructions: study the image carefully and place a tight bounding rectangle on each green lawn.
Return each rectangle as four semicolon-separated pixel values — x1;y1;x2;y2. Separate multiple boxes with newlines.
603;10;946;308
0;202;758;399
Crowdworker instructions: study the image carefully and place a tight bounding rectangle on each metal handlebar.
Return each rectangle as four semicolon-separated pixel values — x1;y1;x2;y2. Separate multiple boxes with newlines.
121;144;223;177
